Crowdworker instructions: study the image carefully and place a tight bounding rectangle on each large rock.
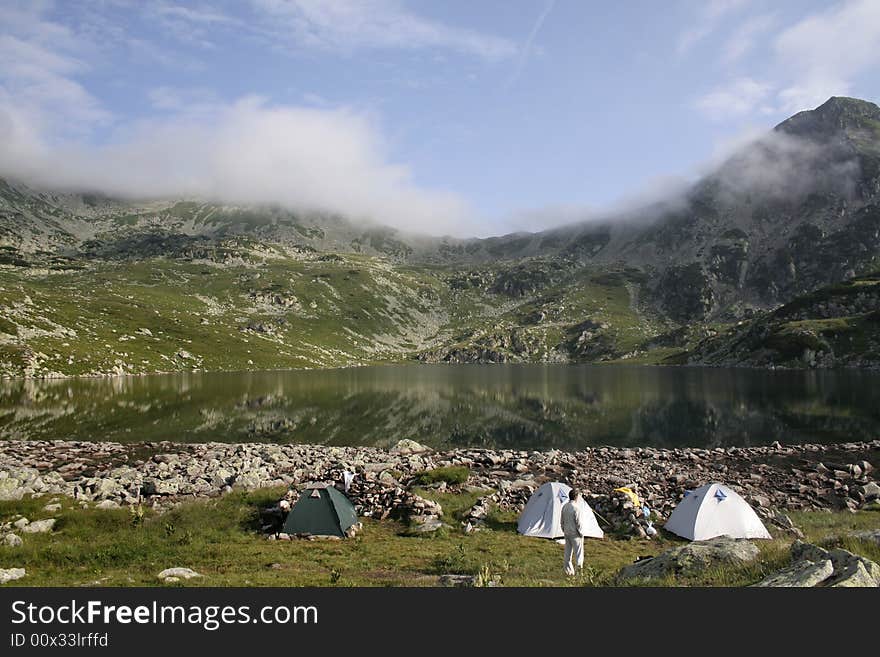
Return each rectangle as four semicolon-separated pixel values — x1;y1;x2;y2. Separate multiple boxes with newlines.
157;567;202;582
830;560;880;587
0;568;26;584
0;467;41;501
2;533;23;548
790;541;880;587
144;478;180;496
850;530;880;546
410;515;445;533
390;439;431;455
860;482;880;501
617;537;760;582
93;477;122;499
0;478;24;501
21;519;55;534
753;559;834;587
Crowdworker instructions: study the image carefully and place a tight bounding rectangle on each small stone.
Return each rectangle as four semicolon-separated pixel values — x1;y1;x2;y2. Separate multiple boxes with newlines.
43;503;61;512
410;515;444;533
157;567;202;581
0;568;26;584
2;534;23;548
438;574;476;587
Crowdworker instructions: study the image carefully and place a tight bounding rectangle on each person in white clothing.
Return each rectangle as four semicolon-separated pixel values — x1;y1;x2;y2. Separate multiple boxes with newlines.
560;488;586;576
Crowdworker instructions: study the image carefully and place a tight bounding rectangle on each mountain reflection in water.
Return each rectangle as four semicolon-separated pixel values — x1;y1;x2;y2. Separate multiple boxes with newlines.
2;364;878;449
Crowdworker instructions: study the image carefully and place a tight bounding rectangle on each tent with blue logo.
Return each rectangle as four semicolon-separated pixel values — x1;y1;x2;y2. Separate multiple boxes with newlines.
663;482;771;541
517;482;603;539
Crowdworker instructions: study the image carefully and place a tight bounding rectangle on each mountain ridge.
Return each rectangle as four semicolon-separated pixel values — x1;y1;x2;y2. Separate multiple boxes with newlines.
2;97;880;376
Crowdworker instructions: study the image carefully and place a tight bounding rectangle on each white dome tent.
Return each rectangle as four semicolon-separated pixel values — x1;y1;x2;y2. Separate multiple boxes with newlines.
517;482;604;539
664;482;772;541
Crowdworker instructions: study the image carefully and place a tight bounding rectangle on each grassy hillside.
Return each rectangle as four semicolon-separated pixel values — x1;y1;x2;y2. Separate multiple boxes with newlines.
0;242;675;377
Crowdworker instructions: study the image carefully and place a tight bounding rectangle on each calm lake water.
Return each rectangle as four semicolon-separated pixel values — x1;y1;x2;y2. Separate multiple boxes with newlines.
1;364;879;450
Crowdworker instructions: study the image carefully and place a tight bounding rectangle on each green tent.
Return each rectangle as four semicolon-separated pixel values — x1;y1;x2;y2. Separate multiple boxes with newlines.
283;484;359;538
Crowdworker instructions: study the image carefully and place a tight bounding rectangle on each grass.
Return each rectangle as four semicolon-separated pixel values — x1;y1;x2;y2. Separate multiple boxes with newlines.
411;466;470;486
0;250;685;377
1;490;877;587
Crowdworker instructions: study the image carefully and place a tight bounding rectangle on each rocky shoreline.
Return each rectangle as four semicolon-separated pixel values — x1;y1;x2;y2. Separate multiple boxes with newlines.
1;439;878;526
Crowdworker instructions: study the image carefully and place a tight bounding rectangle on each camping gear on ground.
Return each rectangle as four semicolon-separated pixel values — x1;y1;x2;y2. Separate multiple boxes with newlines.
663;482;771;541
614;486;641;508
641;503;657;536
517;482;604;539
283;483;360;538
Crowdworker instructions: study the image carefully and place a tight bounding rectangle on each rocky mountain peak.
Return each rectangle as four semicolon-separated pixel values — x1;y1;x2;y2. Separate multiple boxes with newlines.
774;96;880;141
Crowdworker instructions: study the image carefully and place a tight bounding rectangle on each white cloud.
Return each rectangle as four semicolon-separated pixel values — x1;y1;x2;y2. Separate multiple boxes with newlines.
0;96;473;235
773;0;880;113
250;0;517;60
0;1;475;236
694;77;772;121
709;129;861;203
692;0;880;122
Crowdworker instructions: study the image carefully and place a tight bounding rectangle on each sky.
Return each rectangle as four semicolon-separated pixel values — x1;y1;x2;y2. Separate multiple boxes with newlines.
1;0;879;237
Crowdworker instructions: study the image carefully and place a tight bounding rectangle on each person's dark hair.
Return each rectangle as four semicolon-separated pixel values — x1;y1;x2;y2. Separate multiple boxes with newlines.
568;488;580;500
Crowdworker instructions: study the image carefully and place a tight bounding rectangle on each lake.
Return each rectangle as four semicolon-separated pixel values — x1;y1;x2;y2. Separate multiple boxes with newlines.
1;364;879;449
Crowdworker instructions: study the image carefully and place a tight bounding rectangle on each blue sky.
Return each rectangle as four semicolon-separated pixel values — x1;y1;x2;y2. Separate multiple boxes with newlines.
1;0;879;236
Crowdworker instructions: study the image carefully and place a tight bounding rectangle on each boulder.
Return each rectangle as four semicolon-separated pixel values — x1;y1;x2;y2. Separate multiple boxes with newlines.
850;530;880;546
157;567;202;582
824;547;880;587
144;478;179;496
790;541;880;587
829;560;880;587
390;439;431;455
753;559;834;587
94;478;122;499
617;537;760;582
2;533;23;548
0;467;41;501
438;574;476;587
0;568;26;584
21;519;55;534
410;515;444;533
860;482;880;501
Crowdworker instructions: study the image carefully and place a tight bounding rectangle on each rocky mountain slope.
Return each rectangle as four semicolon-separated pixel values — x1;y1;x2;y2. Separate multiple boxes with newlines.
685;271;880;368
1;97;879;376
